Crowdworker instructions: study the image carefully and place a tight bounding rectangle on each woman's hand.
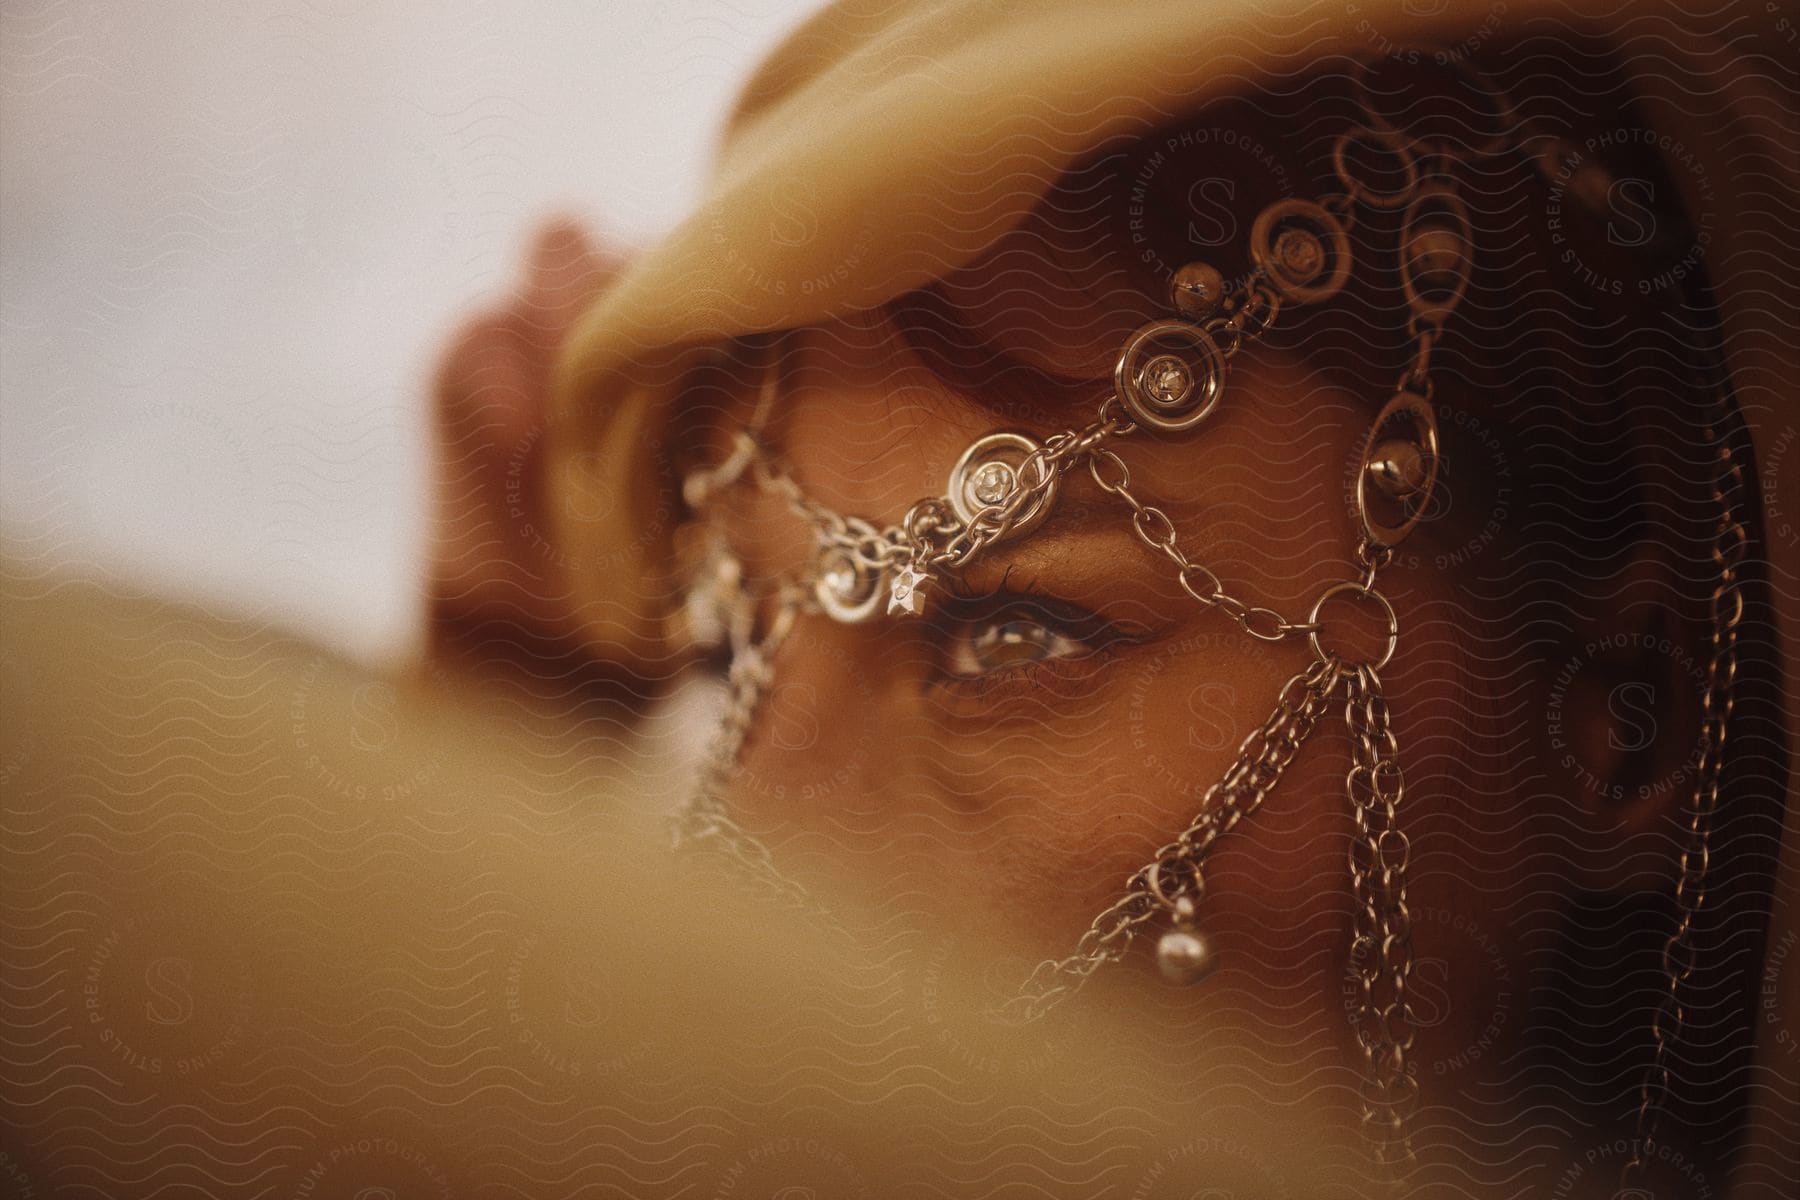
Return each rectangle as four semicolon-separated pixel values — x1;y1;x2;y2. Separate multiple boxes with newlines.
425;220;629;692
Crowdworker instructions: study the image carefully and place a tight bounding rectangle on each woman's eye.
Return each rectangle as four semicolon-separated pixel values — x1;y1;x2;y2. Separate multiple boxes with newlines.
945;617;1090;679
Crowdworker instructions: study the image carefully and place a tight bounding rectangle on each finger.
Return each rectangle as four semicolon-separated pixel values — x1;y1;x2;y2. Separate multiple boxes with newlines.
519;217;627;343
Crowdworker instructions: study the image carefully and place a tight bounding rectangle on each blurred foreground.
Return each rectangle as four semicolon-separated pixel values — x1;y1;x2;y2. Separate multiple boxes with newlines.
0;565;1380;1198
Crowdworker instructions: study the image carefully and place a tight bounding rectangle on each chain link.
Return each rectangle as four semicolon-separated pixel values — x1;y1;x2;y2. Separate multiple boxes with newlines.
751;455;912;572
1206;272;1283;359
1087;447;1320;642
1396;324;1438;398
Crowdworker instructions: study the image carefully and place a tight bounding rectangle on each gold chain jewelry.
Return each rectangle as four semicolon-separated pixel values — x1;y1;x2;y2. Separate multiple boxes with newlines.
676;105;1480;1176
1344;661;1417;1171
1087;447;1322;641
668;56;1747;1188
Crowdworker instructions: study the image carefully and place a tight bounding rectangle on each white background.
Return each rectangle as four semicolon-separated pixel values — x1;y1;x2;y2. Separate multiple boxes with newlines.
1;0;819;662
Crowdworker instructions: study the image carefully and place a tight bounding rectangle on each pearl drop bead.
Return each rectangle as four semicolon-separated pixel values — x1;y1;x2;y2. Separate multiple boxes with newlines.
1156;928;1216;986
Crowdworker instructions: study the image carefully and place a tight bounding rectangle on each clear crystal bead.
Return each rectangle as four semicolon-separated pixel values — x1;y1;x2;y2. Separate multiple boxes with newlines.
824;561;857;595
970;460;1014;506
1143;354;1193;406
1276;227;1324;277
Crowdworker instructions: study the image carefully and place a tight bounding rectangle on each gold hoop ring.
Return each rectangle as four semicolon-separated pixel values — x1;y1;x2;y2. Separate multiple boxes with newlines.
1307;582;1399;671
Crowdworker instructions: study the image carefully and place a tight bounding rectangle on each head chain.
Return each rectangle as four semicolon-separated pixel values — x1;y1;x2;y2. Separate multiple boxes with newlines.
693;119;1457;635
670;59;1742;1190
674;99;1482;1180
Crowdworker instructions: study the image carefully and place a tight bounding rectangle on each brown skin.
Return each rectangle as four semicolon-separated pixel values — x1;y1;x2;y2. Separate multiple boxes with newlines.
427;93;1710;1189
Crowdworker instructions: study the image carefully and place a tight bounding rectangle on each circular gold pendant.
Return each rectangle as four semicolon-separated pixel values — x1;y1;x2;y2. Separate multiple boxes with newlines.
1113;320;1227;433
947;431;1059;537
813;548;886;623
1250;198;1352;304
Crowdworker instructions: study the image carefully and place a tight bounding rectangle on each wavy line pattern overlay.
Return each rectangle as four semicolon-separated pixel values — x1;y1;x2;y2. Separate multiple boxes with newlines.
3;1;1796;1198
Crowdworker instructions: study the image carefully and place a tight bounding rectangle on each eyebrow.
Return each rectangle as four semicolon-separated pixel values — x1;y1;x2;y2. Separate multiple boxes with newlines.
951;491;1160;593
1016;492;1125;534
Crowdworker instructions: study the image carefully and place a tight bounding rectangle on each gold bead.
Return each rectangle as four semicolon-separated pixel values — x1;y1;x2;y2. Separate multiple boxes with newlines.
1366;437;1429;500
1170;261;1226;321
1274;227;1325;279
1405;225;1466;290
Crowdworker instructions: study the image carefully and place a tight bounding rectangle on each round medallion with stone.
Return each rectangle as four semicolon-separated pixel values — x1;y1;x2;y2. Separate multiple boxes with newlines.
814;547;886;623
946;431;1059;537
1113;319;1227;433
1249;197;1351;304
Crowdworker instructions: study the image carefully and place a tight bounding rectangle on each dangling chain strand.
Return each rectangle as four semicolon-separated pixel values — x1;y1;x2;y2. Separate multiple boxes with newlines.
992;655;1344;1024
1344;662;1418;1173
1615;425;1747;1197
672;588;813;908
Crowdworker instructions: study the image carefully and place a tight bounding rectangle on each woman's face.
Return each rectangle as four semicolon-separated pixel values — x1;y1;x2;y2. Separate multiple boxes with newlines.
704;103;1532;1106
